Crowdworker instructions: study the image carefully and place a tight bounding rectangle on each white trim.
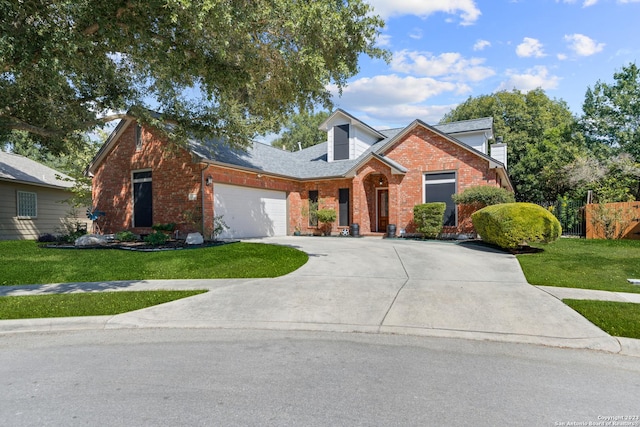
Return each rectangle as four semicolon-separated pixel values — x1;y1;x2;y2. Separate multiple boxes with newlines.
16;190;37;218
423;171;458;227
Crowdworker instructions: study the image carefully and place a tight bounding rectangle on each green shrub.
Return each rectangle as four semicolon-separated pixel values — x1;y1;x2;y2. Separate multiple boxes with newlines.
472;203;561;249
115;230;138;242
152;223;176;232
144;231;169;246
413;203;446;238
452;185;515;207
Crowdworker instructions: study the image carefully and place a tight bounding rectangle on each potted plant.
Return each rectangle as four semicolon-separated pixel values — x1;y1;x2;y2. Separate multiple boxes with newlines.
316;208;336;236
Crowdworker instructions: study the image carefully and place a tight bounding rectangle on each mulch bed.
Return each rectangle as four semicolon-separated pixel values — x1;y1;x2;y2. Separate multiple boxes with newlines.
42;240;235;251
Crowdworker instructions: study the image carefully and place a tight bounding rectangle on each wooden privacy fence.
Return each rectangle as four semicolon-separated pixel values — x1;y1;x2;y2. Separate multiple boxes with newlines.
585;202;640;240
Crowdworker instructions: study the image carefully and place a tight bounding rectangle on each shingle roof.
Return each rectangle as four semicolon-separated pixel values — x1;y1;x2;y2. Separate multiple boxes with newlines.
187;115;498;180
0;151;74;189
433;117;493;135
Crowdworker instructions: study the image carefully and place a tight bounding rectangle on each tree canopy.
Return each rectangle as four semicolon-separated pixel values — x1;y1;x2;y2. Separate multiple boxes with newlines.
582;63;640;162
271;110;330;151
441;89;586;203
0;0;386;154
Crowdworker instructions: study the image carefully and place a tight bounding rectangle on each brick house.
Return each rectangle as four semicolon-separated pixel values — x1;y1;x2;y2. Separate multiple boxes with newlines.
87;109;512;239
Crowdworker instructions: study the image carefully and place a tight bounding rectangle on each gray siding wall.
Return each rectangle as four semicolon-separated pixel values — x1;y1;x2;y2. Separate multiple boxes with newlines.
0;181;90;240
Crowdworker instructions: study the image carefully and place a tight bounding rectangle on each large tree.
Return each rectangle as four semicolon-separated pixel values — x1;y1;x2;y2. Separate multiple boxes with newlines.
582;62;640;162
271;110;330;151
441;89;586;202
0;0;386;154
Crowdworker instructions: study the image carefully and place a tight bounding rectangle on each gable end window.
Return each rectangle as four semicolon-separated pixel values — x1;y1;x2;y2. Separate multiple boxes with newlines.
424;172;456;226
17;191;37;218
333;124;349;160
135;125;143;151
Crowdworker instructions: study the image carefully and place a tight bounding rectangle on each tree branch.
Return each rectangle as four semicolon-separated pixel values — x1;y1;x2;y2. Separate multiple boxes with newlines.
4;114;133;138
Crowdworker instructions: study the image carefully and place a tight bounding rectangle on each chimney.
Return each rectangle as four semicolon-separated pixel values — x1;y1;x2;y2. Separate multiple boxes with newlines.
491;136;507;169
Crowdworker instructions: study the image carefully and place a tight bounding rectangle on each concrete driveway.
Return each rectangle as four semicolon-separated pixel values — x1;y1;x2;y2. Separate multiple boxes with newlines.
1;236;628;353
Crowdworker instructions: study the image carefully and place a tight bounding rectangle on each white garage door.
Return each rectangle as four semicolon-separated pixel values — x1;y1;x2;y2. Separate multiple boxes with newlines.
214;183;288;239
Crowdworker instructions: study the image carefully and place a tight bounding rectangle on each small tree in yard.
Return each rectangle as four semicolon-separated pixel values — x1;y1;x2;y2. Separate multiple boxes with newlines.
589;203;636;240
413;203;446;238
316;209;336;236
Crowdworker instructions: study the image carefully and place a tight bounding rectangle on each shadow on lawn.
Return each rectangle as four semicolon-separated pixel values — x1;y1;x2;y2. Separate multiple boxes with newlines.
458;240;544;255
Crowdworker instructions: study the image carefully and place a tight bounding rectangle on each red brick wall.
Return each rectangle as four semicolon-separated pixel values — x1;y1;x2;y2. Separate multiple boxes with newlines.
92;123;205;234
93;121;504;237
295;179;352;235
377;126;501;234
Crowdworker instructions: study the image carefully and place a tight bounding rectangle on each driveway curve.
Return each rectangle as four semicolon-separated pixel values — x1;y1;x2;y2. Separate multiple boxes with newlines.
0;236;622;353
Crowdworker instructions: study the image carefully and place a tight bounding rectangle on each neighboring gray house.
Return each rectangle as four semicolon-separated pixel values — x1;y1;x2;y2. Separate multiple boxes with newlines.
0;151;89;240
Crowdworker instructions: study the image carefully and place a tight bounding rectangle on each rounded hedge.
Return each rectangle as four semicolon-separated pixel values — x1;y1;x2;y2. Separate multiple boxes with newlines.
471;203;561;249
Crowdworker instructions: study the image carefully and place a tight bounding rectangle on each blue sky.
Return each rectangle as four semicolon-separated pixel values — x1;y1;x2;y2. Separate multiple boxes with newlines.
328;0;640;129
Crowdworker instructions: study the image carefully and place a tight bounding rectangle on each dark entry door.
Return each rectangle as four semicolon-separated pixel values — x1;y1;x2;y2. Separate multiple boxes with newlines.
133;171;152;227
377;189;388;232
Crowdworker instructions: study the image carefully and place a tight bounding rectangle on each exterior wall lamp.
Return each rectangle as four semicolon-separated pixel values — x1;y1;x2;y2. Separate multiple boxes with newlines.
206;175;213;186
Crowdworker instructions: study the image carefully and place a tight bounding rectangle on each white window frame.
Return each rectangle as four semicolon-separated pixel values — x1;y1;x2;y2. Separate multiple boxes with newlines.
423;171;457;227
17;191;37;218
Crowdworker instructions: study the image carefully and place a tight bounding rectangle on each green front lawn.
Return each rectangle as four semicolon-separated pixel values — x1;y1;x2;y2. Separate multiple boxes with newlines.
563;299;640;339
0;241;308;286
517;238;640;293
0;290;206;319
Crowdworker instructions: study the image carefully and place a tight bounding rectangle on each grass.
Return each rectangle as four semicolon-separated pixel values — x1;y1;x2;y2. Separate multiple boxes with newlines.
563;299;640;339
0;290;206;320
0;241;308;286
517;238;640;293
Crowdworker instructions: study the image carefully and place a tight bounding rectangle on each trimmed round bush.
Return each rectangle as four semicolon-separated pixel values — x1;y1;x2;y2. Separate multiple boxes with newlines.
471;203;561;249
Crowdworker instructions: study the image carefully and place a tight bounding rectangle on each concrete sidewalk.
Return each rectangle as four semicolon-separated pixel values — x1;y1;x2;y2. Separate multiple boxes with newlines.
1;236;639;356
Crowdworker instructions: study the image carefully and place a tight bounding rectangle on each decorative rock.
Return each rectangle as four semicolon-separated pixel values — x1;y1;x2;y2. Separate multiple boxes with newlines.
75;234;109;247
185;232;204;245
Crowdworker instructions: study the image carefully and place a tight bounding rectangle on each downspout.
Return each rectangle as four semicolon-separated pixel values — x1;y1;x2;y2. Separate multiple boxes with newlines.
200;164;208;237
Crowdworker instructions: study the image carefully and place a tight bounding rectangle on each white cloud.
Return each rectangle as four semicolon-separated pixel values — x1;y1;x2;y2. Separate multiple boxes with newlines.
564;33;605;56
360;104;458;125
556;0;598;6
497;66;561;92
376;34;392;47
329;75;462;107
391;50;495;82
473;39;491;51
516;37;546;58
366;0;481;25
409;28;423;40
557;53;568;60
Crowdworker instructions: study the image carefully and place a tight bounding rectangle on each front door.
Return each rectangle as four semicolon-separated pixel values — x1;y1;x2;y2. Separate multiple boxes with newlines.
377;189;388;232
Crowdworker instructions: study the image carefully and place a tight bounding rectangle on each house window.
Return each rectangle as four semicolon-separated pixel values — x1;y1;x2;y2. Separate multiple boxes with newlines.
308;190;318;227
135;125;142;151
17;191;37;218
133;170;152;227
424;172;456;226
338;188;349;227
333;124;349;160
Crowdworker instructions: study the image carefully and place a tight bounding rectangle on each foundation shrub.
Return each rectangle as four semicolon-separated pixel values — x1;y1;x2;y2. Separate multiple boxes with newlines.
413;203;446;238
